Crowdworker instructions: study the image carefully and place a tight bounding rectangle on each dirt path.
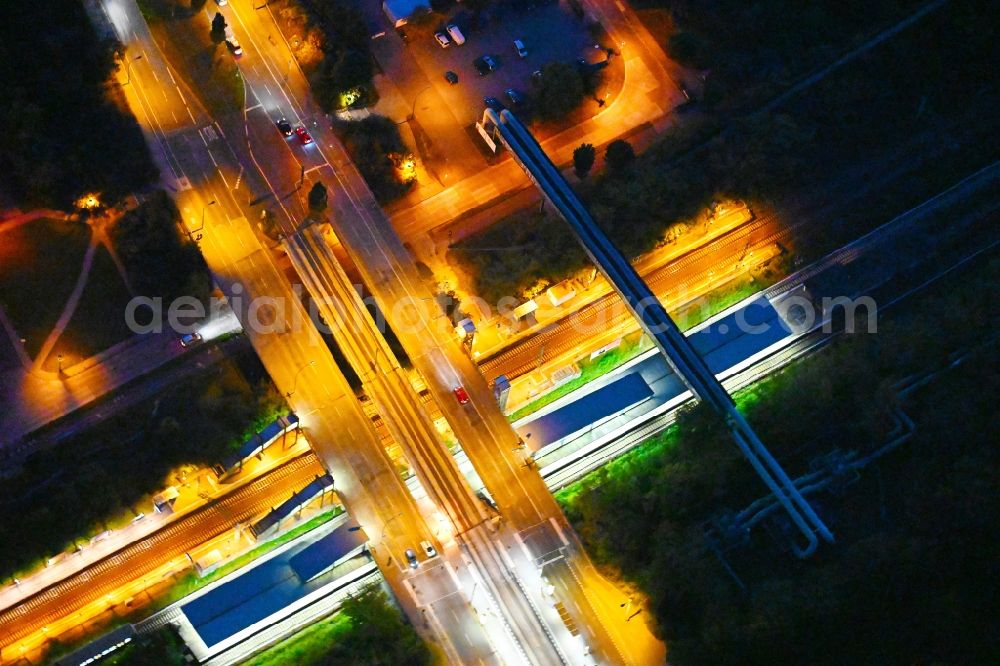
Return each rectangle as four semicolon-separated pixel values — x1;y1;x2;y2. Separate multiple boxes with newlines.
32;232;99;372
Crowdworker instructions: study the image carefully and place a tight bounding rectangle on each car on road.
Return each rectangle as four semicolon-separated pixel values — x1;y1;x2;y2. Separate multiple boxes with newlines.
180;332;202;348
216;0;227;5
224;27;242;57
276;118;292;136
444;70;459;85
514;39;528;58
446;24;465;45
295;126;312;145
505;88;524;107
453;385;471;404
420;540;438;558
434;31;451;48
405;548;419;568
484;97;504;112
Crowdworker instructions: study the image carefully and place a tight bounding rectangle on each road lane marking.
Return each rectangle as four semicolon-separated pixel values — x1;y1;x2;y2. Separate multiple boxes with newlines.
246;103;263;112
175;85;186;105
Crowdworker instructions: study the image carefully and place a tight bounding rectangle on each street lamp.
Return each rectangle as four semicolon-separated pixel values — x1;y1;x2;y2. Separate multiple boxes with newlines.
189;200;216;241
408;85;434;122
121;52;143;85
379;511;404;542
57;354;64;376
286;359;316;398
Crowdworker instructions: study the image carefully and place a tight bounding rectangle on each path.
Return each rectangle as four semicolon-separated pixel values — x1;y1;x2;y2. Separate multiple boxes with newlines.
31;233;100;373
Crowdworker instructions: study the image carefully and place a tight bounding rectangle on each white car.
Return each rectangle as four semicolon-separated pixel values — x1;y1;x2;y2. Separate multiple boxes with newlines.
420;540;438;558
514;39;528;58
216;0;227;5
434;31;451;48
446;24;465;46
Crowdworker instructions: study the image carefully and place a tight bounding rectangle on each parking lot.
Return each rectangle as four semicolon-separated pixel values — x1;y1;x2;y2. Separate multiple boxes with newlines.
361;0;611;184
406;3;603;127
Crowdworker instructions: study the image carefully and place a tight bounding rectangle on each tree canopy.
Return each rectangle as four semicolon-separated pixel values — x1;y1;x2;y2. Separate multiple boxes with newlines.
0;0;157;209
557;256;1000;665
338;115;413;202
573;143;596;178
325;587;431;665
605;139;635;173
111;190;212;305
535;62;586;120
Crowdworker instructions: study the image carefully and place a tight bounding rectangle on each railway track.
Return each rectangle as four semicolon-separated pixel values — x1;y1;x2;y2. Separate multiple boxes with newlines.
0;453;324;648
480;213;789;379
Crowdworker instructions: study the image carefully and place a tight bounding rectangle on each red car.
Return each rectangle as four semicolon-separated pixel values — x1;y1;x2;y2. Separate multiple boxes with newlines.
453;386;470;405
295;126;313;145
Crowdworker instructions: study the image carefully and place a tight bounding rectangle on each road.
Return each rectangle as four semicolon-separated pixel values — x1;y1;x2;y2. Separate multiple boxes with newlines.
210;0;665;662
223;6;567;660
84;1;512;662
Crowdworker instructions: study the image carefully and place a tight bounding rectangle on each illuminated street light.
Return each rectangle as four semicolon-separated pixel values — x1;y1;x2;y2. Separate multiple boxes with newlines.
286;359;316;398
188;200;216;241
76;193;101;210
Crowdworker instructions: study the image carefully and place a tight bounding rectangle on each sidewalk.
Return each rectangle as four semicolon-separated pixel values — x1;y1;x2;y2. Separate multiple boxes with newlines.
0;432;312;614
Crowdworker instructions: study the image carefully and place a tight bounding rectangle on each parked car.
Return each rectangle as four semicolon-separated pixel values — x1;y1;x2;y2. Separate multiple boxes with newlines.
434;31;451;48
453;385;471;404
421;540;438;558
474;57;491;76
483;54;499;71
446;24;465;45
505;88;524;107
444;70;459;85
514;39;528;58
406;548;419;568
276;118;292;136
295;126;312;145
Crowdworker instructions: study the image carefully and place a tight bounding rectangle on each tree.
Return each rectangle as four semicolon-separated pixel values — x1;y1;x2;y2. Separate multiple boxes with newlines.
329;587;431;665
605;139;635;173
111;190;211;304
535;61;585;120
339;115;412;202
667;32;709;69
210;12;226;43
307;181;328;215
573;143;596;178
317;49;373;110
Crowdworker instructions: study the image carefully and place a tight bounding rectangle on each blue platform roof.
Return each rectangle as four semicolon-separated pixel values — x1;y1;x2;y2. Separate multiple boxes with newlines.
289;519;367;582
515;295;793;449
218;413;298;473
180;516;367;649
251;473;334;537
519;371;653;445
